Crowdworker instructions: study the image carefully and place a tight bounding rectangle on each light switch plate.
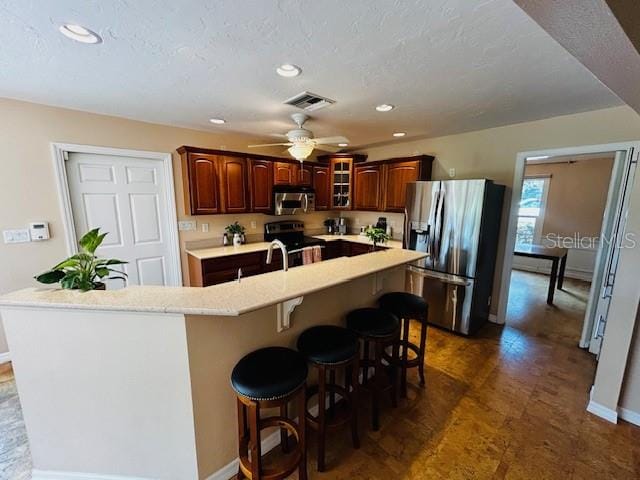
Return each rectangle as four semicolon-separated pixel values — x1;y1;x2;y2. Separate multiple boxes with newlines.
3;229;31;244
201;223;209;233
449;168;456;178
178;221;197;231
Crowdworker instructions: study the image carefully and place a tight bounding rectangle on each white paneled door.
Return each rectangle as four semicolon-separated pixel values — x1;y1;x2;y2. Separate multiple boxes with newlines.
66;152;178;288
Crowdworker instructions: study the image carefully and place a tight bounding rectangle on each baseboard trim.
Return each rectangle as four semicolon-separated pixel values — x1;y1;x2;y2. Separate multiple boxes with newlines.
0;351;10;364
587;399;618;424
512;264;593;282
618;407;640;427
32;470;153;480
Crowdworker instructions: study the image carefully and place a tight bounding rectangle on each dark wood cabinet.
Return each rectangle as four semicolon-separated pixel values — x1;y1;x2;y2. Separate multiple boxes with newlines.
219;156;249;213
188;252;265;287
248;159;273;213
274;162;295;185
299;164;313;186
383;160;423;212
313;165;331;210
353;164;383;211
184;153;221;215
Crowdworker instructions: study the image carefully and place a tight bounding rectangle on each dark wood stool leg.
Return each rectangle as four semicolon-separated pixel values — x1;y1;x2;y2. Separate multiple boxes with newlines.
390;334;399;408
350;354;360;449
247;400;262;479
400;317;410;398
418;317;428;387
372;340;384;431
329;369;336;417
362;339;370;385
237;398;248;479
280;403;289;453
317;365;327;472
298;385;308;480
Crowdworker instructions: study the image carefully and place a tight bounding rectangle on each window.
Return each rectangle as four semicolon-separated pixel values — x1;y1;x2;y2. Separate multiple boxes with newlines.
516;176;550;246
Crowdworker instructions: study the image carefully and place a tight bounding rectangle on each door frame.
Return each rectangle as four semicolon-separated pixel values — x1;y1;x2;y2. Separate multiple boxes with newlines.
496;141;640;327
50;142;183;287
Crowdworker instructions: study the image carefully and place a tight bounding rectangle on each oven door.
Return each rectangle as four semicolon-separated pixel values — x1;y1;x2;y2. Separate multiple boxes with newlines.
274;192;315;215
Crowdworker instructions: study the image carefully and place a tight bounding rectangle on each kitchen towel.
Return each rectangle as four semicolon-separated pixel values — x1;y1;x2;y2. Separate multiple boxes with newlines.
302;247;314;265
312;245;322;263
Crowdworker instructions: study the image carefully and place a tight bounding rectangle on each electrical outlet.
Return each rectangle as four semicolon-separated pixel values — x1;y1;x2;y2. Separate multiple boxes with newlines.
250;221;257;229
201;223;209;233
3;229;31;244
178;221;197;231
449;168;456;178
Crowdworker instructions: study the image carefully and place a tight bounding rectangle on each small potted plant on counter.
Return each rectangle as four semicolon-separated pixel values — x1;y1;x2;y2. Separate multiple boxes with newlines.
35;228;127;291
364;226;390;252
225;221;246;247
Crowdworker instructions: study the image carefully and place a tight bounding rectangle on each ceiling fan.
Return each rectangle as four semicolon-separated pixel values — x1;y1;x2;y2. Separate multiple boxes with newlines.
248;113;349;162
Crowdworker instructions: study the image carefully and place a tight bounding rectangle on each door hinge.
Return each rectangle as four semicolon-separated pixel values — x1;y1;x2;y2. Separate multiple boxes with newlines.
595;314;607;338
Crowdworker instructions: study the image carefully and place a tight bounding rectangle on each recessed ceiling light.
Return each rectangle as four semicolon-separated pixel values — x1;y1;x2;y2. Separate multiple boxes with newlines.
59;24;101;44
376;104;395;112
209;118;226;124
338;143;348;147
276;64;302;77
393;132;406;137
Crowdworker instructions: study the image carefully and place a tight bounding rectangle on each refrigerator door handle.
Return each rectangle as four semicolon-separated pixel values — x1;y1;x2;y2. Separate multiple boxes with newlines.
433;190;445;259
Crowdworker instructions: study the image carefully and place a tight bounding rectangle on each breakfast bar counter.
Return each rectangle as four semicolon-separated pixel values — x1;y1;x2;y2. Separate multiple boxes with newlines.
0;248;425;480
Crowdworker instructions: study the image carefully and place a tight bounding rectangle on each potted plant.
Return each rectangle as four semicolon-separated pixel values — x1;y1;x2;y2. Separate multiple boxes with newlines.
225;221;245;247
364;226;390;252
35;228;127;291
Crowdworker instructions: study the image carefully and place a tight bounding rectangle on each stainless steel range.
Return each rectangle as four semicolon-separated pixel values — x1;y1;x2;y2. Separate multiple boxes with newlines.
264;221;325;268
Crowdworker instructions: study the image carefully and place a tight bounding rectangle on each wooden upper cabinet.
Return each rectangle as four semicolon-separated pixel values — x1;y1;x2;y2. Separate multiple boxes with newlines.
274;162;295;185
218;156;249;213
382;156;433;212
354;164;382;211
313;165;331;210
248;159;273;213
382;160;421;212
299;164;313;186
185;153;221;215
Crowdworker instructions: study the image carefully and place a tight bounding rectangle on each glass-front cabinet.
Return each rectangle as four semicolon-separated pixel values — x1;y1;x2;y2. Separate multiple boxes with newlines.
331;158;352;209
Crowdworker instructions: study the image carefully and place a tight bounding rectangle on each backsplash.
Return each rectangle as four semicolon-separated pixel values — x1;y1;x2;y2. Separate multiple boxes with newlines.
338;211;405;240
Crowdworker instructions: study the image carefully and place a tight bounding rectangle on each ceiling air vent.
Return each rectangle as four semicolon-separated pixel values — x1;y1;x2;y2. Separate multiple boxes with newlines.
284;91;336;111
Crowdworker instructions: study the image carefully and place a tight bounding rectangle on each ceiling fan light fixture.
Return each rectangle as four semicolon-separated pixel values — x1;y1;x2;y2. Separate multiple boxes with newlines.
376;104;394;112
277;64;302;77
287;143;314;161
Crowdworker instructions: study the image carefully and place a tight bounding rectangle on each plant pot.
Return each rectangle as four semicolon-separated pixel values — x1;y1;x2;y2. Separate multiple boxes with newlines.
93;282;106;290
233;233;242;247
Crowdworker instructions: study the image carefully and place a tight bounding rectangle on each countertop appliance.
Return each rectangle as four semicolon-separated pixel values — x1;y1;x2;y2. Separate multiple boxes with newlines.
273;185;315;215
264;220;325;267
404;180;504;335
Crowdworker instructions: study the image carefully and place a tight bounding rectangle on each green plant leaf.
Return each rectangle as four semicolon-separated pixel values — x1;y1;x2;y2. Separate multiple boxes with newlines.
95;268;110;278
34;270;65;284
79;228;107;254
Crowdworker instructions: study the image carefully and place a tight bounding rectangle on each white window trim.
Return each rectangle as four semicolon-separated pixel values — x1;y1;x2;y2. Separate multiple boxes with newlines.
517;175;550;245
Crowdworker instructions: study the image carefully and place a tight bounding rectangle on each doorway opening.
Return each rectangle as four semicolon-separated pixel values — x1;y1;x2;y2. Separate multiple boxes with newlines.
51;143;183;287
497;142;639;357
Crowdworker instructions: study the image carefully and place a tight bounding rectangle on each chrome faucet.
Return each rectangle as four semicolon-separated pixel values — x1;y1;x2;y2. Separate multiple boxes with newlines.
266;239;289;272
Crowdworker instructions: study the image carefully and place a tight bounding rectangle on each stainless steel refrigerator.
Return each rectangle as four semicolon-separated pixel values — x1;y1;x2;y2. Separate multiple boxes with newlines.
404;180;504;335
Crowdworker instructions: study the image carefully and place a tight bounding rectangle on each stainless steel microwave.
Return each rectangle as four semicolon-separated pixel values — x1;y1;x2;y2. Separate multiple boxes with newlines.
273;186;315;215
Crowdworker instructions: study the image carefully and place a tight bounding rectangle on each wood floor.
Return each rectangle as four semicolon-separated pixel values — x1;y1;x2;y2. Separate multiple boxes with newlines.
282;271;640;479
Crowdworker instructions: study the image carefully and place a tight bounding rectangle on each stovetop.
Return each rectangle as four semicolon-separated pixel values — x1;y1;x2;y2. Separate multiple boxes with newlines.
284;236;326;251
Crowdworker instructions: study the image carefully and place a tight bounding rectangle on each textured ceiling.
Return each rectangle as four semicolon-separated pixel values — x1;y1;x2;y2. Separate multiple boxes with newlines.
0;0;622;147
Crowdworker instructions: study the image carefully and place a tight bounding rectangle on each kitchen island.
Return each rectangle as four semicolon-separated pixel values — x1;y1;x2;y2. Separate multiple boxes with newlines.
0;248;425;480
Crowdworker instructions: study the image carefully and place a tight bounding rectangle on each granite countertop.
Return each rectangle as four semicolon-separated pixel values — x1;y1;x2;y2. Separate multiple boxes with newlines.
186;235;403;260
0;249;426;316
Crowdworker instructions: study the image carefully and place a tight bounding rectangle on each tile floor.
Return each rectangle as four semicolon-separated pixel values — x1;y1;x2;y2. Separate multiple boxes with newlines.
1;271;639;479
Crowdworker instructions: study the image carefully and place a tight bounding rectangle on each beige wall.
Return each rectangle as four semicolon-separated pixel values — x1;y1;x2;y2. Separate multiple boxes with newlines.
525;158;614;238
356;105;640;318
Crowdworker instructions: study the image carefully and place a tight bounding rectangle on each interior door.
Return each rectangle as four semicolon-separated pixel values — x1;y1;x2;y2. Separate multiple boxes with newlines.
586;148;638;355
66;152;178;288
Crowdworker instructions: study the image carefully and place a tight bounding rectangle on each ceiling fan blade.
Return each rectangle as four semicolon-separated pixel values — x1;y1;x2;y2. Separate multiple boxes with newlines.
248;142;293;148
314;144;341;153
268;133;289;139
312;136;349;145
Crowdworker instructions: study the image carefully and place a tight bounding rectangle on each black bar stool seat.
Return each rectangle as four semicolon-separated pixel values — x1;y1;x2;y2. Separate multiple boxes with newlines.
346;308;400;431
379;292;429;397
231;347;308;480
297;326;360;471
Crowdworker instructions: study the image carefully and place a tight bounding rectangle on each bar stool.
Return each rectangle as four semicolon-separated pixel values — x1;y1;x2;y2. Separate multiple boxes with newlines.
379;292;429;397
346;308;400;431
231;346;308;480
297;325;360;471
